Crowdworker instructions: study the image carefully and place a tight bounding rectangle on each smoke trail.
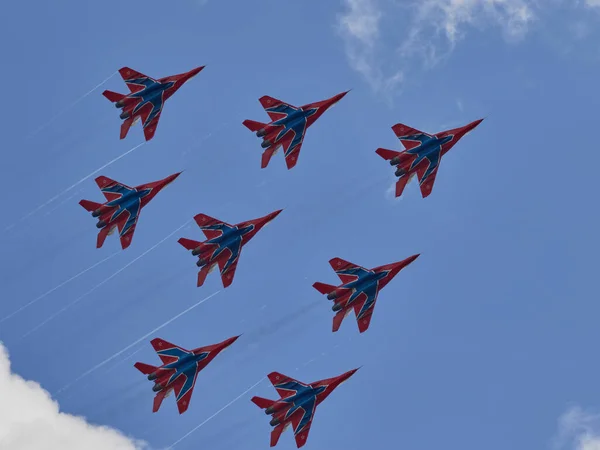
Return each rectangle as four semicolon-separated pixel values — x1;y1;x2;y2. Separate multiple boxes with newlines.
54;290;221;396
166;376;267;449
0;250;120;323
27;71;118;139
5;141;146;231
21;219;190;338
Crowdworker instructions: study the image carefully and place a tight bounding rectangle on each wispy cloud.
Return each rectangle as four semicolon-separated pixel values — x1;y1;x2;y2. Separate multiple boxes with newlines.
336;0;404;96
337;0;542;95
0;343;146;450
554;406;600;450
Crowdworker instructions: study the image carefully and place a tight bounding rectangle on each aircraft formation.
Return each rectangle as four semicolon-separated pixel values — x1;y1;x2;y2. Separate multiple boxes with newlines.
70;64;483;447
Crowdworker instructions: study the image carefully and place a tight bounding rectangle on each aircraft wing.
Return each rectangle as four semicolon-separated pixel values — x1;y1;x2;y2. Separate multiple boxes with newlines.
328;257;367;284
118;221;137;250
392;123;432;150
267;372;303;399
280;132;305;170
193;214;234;240
150;338;189;365
217;253;239;288
259;95;298;121
142;111;162;142
290;408;314;449
172;369;200;414
94;176;134;202
352;294;378;333
118;67;158;93
415;160;439;198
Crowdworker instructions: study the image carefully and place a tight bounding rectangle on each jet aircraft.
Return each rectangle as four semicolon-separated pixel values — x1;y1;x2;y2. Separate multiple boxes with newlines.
313;255;420;333
102;65;205;141
178;209;282;288
251;368;359;448
242;91;350;170
134;335;240;414
375;119;484;198
79;172;181;250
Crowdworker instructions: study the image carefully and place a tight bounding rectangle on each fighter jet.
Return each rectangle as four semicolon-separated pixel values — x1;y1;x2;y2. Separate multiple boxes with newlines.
134;335;240;414
78;172;181;250
177;209;283;288
251;368;359;448
102;65;205;141
376;119;484;198
313;255;420;333
242;91;350;170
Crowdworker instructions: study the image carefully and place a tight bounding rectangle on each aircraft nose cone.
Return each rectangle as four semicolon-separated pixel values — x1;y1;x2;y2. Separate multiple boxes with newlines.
226;334;242;345
164;171;183;185
330;90;351;105
464;118;484;133
404;253;421;266
189;65;206;77
341;367;360;381
266;209;283;222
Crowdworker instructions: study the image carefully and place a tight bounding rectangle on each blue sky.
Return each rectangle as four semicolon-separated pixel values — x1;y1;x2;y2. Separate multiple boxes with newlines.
1;0;600;449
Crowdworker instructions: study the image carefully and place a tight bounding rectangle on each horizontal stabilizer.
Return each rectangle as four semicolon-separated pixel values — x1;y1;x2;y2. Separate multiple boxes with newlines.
243;119;268;132
271;424;284;447
251;396;276;409
312;282;337;296
197;264;213;287
153;390;167;413
79;199;103;212
134;362;158;375
178;238;202;251
120;117;133;140
261;147;276;169
102;90;126;103
375;148;401;161
96;226;111;249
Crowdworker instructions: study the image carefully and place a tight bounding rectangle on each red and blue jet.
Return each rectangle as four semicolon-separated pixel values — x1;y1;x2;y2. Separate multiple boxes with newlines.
376;119;484;198
242;91;350;170
252;368;359;448
313;255;420;333
178;209;283;288
79;172;181;250
134;335;240;414
102;65;205;141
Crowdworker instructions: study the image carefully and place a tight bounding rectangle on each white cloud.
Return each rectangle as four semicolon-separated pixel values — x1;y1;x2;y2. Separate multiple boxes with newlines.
336;0;404;96
585;0;600;8
337;0;539;94
400;0;536;65
0;342;147;450
555;406;600;450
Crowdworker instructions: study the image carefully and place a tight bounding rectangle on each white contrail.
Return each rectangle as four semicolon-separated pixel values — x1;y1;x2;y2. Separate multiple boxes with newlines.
54;290;221;396
27;71;118;139
22;219;190;338
5;141;146;231
166;376;267;449
0;250;120;323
